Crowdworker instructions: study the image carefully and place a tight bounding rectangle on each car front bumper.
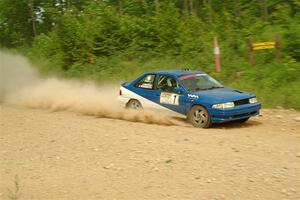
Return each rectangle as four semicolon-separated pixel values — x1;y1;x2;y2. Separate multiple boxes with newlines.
208;103;261;123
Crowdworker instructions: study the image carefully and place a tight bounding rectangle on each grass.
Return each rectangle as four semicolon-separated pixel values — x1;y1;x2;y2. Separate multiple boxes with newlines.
7;175;20;200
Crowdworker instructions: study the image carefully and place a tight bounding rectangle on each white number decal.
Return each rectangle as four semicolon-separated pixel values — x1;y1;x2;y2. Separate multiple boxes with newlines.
160;92;180;105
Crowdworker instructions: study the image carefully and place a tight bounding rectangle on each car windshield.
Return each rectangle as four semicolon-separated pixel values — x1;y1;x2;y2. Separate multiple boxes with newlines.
180;74;224;92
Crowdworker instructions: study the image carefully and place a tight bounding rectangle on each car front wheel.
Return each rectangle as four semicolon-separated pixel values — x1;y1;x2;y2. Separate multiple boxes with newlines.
187;105;212;128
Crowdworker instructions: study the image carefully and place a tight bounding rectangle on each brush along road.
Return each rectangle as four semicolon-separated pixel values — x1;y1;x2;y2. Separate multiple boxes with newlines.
0;105;299;200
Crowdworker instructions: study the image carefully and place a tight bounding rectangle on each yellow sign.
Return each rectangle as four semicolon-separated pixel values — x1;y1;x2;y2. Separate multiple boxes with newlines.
253;42;275;50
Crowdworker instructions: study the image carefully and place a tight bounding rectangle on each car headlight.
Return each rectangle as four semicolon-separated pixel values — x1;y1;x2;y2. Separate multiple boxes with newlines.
212;102;235;109
249;97;258;104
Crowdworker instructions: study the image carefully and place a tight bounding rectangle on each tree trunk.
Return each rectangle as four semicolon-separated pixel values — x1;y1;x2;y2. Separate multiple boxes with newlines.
234;0;241;17
118;0;123;15
183;0;188;14
260;0;268;22
203;0;213;23
28;0;37;37
154;0;160;12
189;0;195;15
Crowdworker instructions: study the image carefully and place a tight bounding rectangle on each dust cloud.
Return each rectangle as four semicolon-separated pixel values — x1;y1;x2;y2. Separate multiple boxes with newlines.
0;51;181;126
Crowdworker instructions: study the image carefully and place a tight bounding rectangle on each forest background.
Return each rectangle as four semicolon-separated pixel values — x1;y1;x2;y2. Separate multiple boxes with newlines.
0;0;299;109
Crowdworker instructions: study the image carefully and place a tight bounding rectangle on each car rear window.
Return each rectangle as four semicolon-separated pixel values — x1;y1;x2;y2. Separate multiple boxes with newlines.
135;74;156;89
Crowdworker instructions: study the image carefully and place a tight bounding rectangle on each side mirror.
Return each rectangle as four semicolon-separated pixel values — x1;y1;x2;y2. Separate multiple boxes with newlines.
174;87;185;94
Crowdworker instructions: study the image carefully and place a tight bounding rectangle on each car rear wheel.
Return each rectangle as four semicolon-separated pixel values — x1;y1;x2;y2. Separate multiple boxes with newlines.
126;99;143;110
187;105;212;128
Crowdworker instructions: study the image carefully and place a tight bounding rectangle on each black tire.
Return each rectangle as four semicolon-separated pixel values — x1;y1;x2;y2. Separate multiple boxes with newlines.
235;117;249;123
126;99;143;110
187;105;212;128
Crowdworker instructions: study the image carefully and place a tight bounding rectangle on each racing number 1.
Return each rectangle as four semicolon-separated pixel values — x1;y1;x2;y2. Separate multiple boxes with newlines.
160;92;180;105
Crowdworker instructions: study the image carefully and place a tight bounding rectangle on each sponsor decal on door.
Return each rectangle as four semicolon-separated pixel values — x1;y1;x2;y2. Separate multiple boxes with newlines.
160;92;180;105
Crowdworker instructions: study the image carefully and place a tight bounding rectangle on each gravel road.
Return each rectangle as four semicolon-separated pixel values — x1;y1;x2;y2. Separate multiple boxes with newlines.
0;105;300;200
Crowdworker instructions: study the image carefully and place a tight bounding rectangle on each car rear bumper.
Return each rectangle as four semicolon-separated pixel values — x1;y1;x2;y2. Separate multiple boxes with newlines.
209;103;261;123
118;96;129;107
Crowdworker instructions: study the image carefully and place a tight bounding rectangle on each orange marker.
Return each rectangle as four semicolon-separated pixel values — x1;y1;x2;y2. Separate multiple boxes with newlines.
213;37;221;73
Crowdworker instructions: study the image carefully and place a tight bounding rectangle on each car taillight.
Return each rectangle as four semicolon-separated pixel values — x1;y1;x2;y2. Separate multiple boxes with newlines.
119;89;122;96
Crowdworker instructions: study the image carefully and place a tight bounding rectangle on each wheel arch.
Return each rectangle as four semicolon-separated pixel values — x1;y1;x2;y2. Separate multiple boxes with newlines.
189;103;210;112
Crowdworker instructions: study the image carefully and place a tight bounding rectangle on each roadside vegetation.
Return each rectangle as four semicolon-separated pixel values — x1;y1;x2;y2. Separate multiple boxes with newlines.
7;175;20;200
1;0;299;109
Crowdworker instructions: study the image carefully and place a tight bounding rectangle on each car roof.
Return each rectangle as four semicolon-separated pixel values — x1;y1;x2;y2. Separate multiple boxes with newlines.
150;69;205;77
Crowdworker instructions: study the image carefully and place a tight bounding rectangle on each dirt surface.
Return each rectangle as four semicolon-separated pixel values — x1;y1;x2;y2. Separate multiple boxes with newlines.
0;105;300;200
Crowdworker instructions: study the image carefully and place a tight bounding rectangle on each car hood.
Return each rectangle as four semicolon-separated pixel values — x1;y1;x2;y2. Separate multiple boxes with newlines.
190;87;254;104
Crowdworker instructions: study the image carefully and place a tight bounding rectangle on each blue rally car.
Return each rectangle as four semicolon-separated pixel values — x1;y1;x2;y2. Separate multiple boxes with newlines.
119;70;261;128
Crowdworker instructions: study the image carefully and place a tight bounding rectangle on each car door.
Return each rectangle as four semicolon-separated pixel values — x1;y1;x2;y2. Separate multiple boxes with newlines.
129;74;161;110
156;75;187;114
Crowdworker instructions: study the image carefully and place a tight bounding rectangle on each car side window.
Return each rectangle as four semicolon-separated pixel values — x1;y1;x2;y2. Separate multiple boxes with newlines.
157;75;178;92
135;74;156;89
